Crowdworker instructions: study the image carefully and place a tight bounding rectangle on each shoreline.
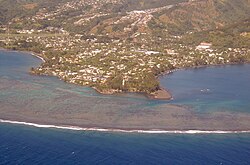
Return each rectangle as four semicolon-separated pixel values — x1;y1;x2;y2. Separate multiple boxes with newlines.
1;49;250;133
1;119;250;134
30;52;45;62
94;86;172;100
148;88;172;100
0;48;46;62
0;48;172;100
158;62;250;78
2;48;249;100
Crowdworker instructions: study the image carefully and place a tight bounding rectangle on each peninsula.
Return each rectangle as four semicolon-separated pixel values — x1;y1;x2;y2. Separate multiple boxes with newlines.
0;0;249;98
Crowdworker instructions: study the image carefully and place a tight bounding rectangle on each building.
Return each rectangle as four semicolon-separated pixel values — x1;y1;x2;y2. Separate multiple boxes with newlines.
196;42;212;50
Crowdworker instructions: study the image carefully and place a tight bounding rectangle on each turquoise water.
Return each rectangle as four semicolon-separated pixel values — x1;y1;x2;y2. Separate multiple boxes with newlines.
1;50;250;115
1;50;250;164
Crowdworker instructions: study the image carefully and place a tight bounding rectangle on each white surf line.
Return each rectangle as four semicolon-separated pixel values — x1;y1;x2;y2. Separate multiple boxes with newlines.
30;53;45;62
1;119;250;134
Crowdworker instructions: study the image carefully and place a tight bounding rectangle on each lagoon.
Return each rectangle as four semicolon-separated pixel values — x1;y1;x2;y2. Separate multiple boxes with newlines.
1;50;250;164
1;50;250;131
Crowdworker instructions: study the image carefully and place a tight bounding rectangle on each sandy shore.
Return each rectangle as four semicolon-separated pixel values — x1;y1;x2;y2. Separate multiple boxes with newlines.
30;52;45;62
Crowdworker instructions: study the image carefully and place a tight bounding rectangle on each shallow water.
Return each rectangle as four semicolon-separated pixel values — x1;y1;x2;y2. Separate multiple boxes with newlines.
1;50;250;164
1;50;250;115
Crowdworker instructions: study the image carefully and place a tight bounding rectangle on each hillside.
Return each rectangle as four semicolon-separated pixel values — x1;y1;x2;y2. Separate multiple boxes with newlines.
0;0;71;24
1;0;249;35
151;0;250;34
0;0;249;97
181;18;250;49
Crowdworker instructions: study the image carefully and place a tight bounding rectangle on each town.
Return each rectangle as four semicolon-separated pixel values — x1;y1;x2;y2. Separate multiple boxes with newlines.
0;0;249;97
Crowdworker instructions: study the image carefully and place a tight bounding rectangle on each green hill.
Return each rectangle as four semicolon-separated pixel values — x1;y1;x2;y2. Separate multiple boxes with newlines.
152;0;250;34
0;0;249;95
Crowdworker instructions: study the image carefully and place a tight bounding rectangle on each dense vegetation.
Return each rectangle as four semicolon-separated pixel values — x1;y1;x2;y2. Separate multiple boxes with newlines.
151;0;250;35
0;0;249;96
181;19;250;49
0;0;70;24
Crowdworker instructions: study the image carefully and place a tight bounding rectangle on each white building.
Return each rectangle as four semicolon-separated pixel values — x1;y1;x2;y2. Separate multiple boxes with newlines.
196;42;212;50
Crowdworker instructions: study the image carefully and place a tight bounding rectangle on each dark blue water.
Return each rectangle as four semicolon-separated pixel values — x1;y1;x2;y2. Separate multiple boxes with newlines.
1;123;250;165
1;50;250;164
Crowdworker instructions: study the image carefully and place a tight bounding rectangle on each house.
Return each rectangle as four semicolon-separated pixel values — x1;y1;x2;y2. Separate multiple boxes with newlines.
165;49;178;55
196;42;212;50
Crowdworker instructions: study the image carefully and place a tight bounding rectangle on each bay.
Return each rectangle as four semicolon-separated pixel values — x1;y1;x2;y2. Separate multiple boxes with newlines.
1;50;250;164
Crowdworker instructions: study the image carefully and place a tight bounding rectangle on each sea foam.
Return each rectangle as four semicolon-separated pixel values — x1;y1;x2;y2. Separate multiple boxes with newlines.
1;119;250;134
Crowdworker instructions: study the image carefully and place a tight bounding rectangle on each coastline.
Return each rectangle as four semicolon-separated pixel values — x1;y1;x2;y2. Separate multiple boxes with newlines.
30;52;45;62
94;86;172;100
1;119;250;134
158;62;250;79
1;49;250;133
148;88;172;100
0;48;46;62
2;48;248;100
0;48;172;100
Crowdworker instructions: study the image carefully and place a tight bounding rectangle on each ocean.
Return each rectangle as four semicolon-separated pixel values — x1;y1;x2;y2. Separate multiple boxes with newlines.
0;50;250;164
1;123;250;164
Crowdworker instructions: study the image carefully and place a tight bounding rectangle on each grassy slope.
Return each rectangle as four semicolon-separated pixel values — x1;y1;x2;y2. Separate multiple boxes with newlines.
0;0;70;24
181;18;250;49
154;0;250;34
